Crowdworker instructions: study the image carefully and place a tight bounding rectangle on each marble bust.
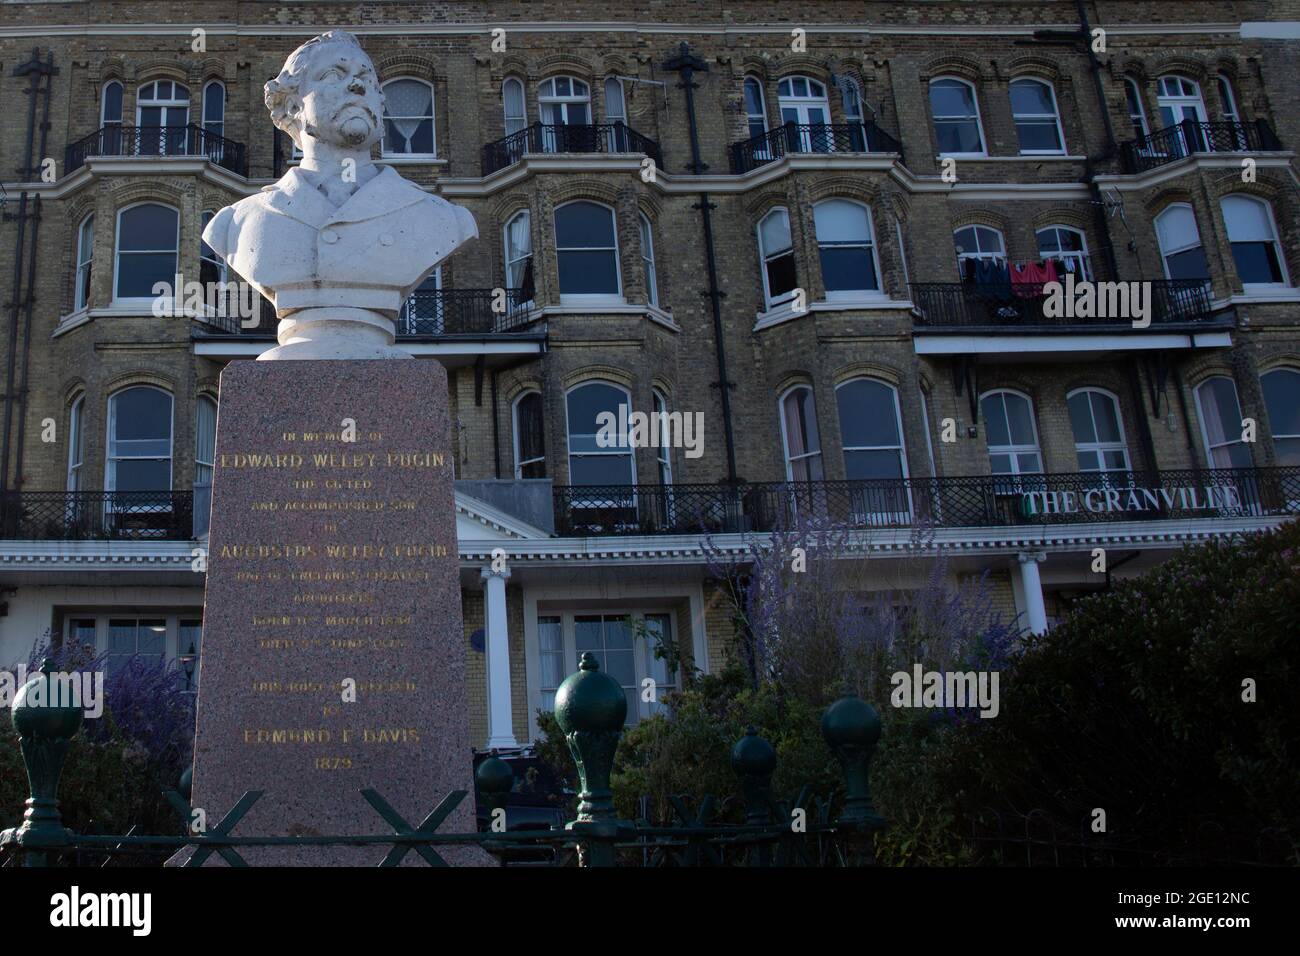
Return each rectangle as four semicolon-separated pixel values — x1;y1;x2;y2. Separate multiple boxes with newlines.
202;30;477;359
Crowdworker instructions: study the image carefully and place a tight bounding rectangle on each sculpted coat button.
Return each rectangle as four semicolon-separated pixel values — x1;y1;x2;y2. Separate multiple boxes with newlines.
321;229;340;244
380;233;394;246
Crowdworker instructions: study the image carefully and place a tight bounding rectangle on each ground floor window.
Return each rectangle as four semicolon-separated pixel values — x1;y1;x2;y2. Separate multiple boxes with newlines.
535;609;679;724
61;612;202;687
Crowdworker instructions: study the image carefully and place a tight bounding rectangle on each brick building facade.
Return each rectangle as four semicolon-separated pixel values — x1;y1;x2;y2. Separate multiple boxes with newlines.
1;1;1298;748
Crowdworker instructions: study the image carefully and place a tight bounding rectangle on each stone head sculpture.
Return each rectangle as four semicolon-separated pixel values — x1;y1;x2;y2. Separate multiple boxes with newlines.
203;30;478;360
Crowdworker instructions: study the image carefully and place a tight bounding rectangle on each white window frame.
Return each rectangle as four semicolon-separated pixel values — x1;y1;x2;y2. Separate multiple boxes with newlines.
1009;77;1067;155
777;75;834;152
604;76;626;124
757;207;797;309
1124;78;1149;139
202;80;224;138
101;79;123;127
812;199;882;299
380;77;437;157
980;388;1043;476
929;76;987;158
105;384;174;500
74;213;94;311
1036;225;1092;281
835;377;912;523
66;394;85;492
1194;375;1252;470
778;384;824;482
503;208;534;306
195;395;217;488
113;201;180;306
538;75;592;136
1220;195;1291;288
502;77;527;136
554;201;623;304
639;213;658;307
953;224;1006;277
63;613;203;679
135;80;190;155
1154;203;1208;282
1261;367;1300;467
564;380;636;496
512;389;546;479
652;388;673;487
1217;74;1240;124
200;209;228;287
1066;388;1132;474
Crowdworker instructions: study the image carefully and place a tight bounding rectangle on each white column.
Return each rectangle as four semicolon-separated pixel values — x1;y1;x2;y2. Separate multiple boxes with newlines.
480;566;518;749
1015;551;1048;635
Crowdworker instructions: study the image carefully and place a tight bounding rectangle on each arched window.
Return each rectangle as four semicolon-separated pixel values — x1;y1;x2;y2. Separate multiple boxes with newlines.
566;382;634;486
202;80;224;138
106;386;173;494
758;208;797;308
777;75;832;151
74;214;94;311
195;395;217;490
554;201;620;299
538;77;591;152
114;203;179;302
1036;225;1091;280
1124;78;1149;139
779;385;824;481
1261;368;1300;465
652;388;673;486
980;389;1042;475
838;76;869;150
835;378;907;480
604;76;626;124
1194;376;1252;468
136;80;190;155
504;209;534;301
743;76;768;139
930;77;985;156
953;225;1006;275
101;80;123;126
1067;389;1131;472
382;78;435;156
1154;204;1209;282
502;77;527;136
1221;195;1288;286
813;199;879;296
1217;74;1240;123
1010;78;1065;154
513;390;546;479
66;394;85;492
1156;75;1208;154
639;214;658;307
200;210;227;288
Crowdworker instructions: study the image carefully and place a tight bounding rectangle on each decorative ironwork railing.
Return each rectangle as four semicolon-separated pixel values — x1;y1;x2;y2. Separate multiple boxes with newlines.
65;124;249;176
1120;119;1283;174
196;289;536;337
908;279;1219;330
0;490;196;541
482;121;663;176
552;468;1300;536
729;120;904;174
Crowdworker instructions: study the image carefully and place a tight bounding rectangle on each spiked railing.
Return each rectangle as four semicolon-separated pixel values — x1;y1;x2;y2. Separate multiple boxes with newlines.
65;124;249;176
482;121;663;175
730;120;903;173
1120;118;1283;174
0;490;196;541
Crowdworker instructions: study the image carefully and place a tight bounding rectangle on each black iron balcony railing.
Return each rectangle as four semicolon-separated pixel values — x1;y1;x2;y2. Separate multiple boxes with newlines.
553;467;1300;536
729;120;903;174
482;121;662;176
196;288;536;337
909;279;1219;330
1120;118;1283;175
65;124;249;177
0;490;196;541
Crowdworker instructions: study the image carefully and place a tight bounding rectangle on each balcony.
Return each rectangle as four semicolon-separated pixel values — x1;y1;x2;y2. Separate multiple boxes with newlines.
908;279;1222;332
552;468;1300;537
729;121;903;174
1120;119;1283;175
66;125;249;177
0;490;196;541
196;288;536;338
481;122;662;176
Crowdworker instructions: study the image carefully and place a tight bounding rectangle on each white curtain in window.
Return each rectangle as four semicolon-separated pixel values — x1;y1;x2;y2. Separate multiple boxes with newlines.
506;211;532;288
503;78;527;135
195;398;217;487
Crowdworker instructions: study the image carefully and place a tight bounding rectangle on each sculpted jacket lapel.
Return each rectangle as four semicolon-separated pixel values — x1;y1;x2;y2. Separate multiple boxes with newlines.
326;166;427;226
256;168;337;230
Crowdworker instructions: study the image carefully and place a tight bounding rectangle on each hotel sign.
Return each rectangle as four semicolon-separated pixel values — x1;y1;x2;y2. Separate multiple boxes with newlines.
1021;484;1243;516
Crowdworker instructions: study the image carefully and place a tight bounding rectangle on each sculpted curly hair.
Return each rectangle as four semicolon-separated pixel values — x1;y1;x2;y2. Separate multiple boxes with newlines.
264;30;371;148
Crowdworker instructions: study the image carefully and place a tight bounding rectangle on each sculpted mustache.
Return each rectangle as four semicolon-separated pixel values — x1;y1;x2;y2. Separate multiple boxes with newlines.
334;102;379;124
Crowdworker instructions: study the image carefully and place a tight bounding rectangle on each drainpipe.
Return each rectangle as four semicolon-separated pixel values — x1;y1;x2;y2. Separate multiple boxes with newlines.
662;43;739;484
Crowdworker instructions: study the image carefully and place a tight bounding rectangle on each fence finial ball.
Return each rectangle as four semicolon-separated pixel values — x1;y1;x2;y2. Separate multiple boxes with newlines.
821;696;882;750
475;753;514;797
730;726;777;776
12;658;84;742
555;652;627;734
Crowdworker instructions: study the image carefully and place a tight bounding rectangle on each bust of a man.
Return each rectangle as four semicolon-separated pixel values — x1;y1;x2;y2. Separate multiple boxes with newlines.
203;30;477;359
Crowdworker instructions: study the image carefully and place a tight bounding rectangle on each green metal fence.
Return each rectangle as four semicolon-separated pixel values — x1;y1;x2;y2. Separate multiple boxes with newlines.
0;654;885;867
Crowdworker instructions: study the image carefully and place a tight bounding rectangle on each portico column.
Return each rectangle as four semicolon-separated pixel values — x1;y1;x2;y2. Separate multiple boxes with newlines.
1015;551;1048;635
480;566;517;749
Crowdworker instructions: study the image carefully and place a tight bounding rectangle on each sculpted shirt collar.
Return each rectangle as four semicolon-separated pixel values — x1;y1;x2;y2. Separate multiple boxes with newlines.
256;165;426;229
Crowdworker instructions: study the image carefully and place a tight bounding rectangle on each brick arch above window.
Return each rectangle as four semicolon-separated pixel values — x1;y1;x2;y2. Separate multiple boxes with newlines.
1145;188;1199;217
105;180;186;209
736;59;771;82
804;176;882;206
1005;54;1066;83
831;363;903;388
491;57;531;81
504;378;545;405
104;371;178;395
546;179;621;208
1206;173;1286;204
951;210;1012;234
562;365;635;391
373;52;439;80
96;58;128;84
920;54;985;83
773;371;816;396
1030;209;1091;232
134;61;193;86
1147;55;1210;84
771;56;831;82
536;54;596;79
742;185;795;219
197;58;236;83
